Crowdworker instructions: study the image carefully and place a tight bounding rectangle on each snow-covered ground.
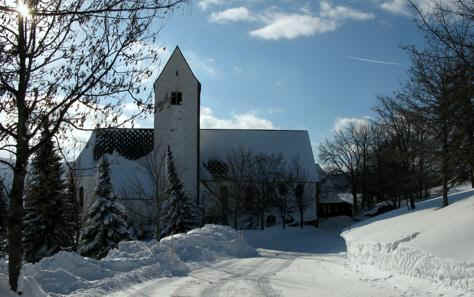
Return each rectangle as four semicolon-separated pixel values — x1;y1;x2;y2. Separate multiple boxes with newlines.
343;185;474;293
0;225;256;297
2;187;473;297
102;217;467;297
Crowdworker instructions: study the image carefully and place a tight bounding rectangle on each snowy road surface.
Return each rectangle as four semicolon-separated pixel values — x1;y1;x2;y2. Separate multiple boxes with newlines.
107;219;466;297
107;249;464;297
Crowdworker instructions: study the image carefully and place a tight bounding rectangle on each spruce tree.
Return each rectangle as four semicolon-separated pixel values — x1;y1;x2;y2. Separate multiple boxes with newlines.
160;146;200;239
79;156;130;259
23;126;71;263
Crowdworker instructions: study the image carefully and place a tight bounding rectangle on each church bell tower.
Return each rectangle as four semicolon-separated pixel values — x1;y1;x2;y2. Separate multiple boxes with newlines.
154;47;201;200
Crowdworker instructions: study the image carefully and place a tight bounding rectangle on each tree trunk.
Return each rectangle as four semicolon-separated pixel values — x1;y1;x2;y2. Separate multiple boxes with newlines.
470;168;474;189
351;190;358;217
8;157;28;292
442;172;449;207
315;182;320;228
299;208;304;229
233;204;239;230
281;212;286;229
409;193;416;210
260;210;264;230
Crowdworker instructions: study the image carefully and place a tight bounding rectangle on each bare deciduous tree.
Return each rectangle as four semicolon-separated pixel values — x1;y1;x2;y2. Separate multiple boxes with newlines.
319;122;366;215
288;158;309;229
0;0;185;291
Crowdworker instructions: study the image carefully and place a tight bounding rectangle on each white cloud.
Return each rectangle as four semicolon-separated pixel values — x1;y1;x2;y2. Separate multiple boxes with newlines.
185;51;219;78
320;1;374;21
200;107;276;129
210;7;256;23
333;117;370;132
379;0;457;16
250;12;338;40
249;1;374;40
198;0;224;10
380;0;410;15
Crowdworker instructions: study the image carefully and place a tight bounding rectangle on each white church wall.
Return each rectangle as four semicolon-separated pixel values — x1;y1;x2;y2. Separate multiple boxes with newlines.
75;134;158;233
199;129;320;223
154;47;199;201
74;131;98;213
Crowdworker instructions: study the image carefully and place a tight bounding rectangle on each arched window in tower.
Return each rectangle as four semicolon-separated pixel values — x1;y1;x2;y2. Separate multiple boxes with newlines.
171;91;182;105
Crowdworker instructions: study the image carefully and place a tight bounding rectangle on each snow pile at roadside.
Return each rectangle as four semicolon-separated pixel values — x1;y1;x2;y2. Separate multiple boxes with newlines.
160;224;258;262
0;225;257;297
342;188;474;292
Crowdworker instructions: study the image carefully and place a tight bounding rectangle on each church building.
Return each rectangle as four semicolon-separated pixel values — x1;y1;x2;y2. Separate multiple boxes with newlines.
75;47;319;233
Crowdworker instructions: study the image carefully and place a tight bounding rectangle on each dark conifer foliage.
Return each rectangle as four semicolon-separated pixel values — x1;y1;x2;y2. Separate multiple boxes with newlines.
160;146;200;239
23;127;72;263
79;156;130;259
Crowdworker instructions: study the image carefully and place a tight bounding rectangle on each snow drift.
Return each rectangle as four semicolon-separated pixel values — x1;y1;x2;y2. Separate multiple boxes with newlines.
342;187;474;293
0;225;257;297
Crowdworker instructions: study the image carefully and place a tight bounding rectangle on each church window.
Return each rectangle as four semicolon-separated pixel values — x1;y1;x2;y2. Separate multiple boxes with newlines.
171;92;182;105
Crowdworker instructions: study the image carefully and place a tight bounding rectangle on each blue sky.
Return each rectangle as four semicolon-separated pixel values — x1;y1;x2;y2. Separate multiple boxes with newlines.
138;0;441;159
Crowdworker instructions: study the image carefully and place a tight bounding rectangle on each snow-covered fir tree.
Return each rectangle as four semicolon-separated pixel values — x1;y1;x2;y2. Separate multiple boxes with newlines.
23;126;72;263
79;156;130;259
160;146;200;239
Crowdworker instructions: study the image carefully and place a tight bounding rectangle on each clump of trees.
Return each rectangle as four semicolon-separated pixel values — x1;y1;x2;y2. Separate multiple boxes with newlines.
202;149;314;230
319;0;473;212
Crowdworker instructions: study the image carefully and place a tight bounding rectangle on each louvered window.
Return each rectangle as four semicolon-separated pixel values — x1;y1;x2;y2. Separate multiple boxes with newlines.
171;92;182;105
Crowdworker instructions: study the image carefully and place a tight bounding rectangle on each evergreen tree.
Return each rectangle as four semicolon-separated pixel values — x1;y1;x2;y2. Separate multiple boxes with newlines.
23;126;71;263
160;146;200;239
79;156;130;259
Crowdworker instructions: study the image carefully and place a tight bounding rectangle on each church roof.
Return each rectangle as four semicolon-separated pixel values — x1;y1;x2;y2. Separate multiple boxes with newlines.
200;129;319;182
154;46;200;88
77;128;318;183
93;128;154;161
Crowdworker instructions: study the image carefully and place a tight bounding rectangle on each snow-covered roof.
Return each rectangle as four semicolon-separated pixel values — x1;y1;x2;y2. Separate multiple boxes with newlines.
76;128;319;193
200;129;318;182
336;193;363;205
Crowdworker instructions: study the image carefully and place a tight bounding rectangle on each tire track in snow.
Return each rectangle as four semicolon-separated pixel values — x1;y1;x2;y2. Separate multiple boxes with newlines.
171;258;272;297
170;256;294;297
200;257;293;297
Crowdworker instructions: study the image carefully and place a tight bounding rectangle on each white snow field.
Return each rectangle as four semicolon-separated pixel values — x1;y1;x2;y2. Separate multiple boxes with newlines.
2;189;474;297
343;186;474;294
102;218;466;297
0;225;256;297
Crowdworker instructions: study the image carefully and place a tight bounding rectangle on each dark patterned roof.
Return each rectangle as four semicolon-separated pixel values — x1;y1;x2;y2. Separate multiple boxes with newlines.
94;128;154;161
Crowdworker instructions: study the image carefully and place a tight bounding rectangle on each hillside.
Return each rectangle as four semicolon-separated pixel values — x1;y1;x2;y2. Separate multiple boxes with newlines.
342;186;474;293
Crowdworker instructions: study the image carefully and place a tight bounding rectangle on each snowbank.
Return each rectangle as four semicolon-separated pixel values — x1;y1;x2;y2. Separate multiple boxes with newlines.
0;225;257;297
160;225;257;263
342;188;474;293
